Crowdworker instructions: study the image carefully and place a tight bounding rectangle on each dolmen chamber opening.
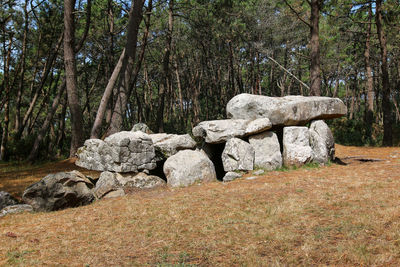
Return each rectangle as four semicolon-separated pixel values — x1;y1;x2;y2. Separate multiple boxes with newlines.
1;93;346;214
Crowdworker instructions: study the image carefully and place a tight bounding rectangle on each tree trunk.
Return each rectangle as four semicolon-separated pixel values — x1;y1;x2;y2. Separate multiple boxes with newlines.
17;33;63;139
28;80;66;162
90;49;125;138
309;0;322;96
106;0;144;136
364;3;374;137
0;33;13;161
156;0;174;133
128;0;152;123
15;0;29;132
64;0;85;156
376;0;392;146
56;93;68;157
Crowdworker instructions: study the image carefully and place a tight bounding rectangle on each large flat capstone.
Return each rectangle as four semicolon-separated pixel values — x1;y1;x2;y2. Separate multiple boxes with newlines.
192;118;272;144
226;94;347;126
76;131;156;172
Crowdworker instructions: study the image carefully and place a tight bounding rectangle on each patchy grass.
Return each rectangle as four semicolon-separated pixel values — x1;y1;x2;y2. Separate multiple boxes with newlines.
0;145;400;266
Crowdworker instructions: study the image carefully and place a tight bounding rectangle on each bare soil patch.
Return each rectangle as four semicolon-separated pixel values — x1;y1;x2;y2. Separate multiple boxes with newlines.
1;145;400;266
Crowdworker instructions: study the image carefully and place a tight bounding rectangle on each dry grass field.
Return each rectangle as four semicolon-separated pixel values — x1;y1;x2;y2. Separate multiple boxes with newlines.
0;144;400;266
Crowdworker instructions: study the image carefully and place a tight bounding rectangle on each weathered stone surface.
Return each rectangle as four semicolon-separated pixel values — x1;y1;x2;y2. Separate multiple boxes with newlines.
222;171;242;182
93;171;121;199
0;204;33;217
309;120;335;164
283;127;313;166
150;133;196;158
117;172;166;189
164;150;217;187
227;94;347;125
193;118;272;144
75;139;110;171
94;171;166;199
76;131;157;172
22;171;94;212
0;191;19;210
222;138;255;172
103;189;125;199
249;131;282;170
131;123;153;134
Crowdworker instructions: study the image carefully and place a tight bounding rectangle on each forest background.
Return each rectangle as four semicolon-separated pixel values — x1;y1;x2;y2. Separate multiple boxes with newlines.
0;0;399;162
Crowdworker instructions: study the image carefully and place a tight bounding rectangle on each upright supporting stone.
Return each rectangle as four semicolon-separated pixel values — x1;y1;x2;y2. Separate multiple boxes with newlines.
309;120;335;163
249;131;282;170
222;138;255;172
283;127;313;167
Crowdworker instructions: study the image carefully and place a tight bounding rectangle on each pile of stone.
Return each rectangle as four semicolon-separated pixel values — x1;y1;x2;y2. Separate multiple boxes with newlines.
193;94;346;181
73;93;346;191
0;93;346;216
74;129;204;198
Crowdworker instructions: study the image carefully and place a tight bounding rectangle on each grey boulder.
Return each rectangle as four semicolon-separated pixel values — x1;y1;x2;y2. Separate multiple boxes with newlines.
22;171;94;212
0;191;19;210
94;171;166;199
0;204;33;217
226;94;347;125
93;171;122;199
163;150;217;187
283;127;314;167
75;139;111;171
309;120;335;164
150;133;196;158
117;172;165;189
192;118;272;144
76;131;157;173
103;189;125;199
131;123;153;134
249;131;282;170
222;138;255;172
222;171;242;182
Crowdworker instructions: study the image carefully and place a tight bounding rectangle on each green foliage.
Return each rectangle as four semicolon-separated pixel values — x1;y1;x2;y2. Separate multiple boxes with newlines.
330;117;382;146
